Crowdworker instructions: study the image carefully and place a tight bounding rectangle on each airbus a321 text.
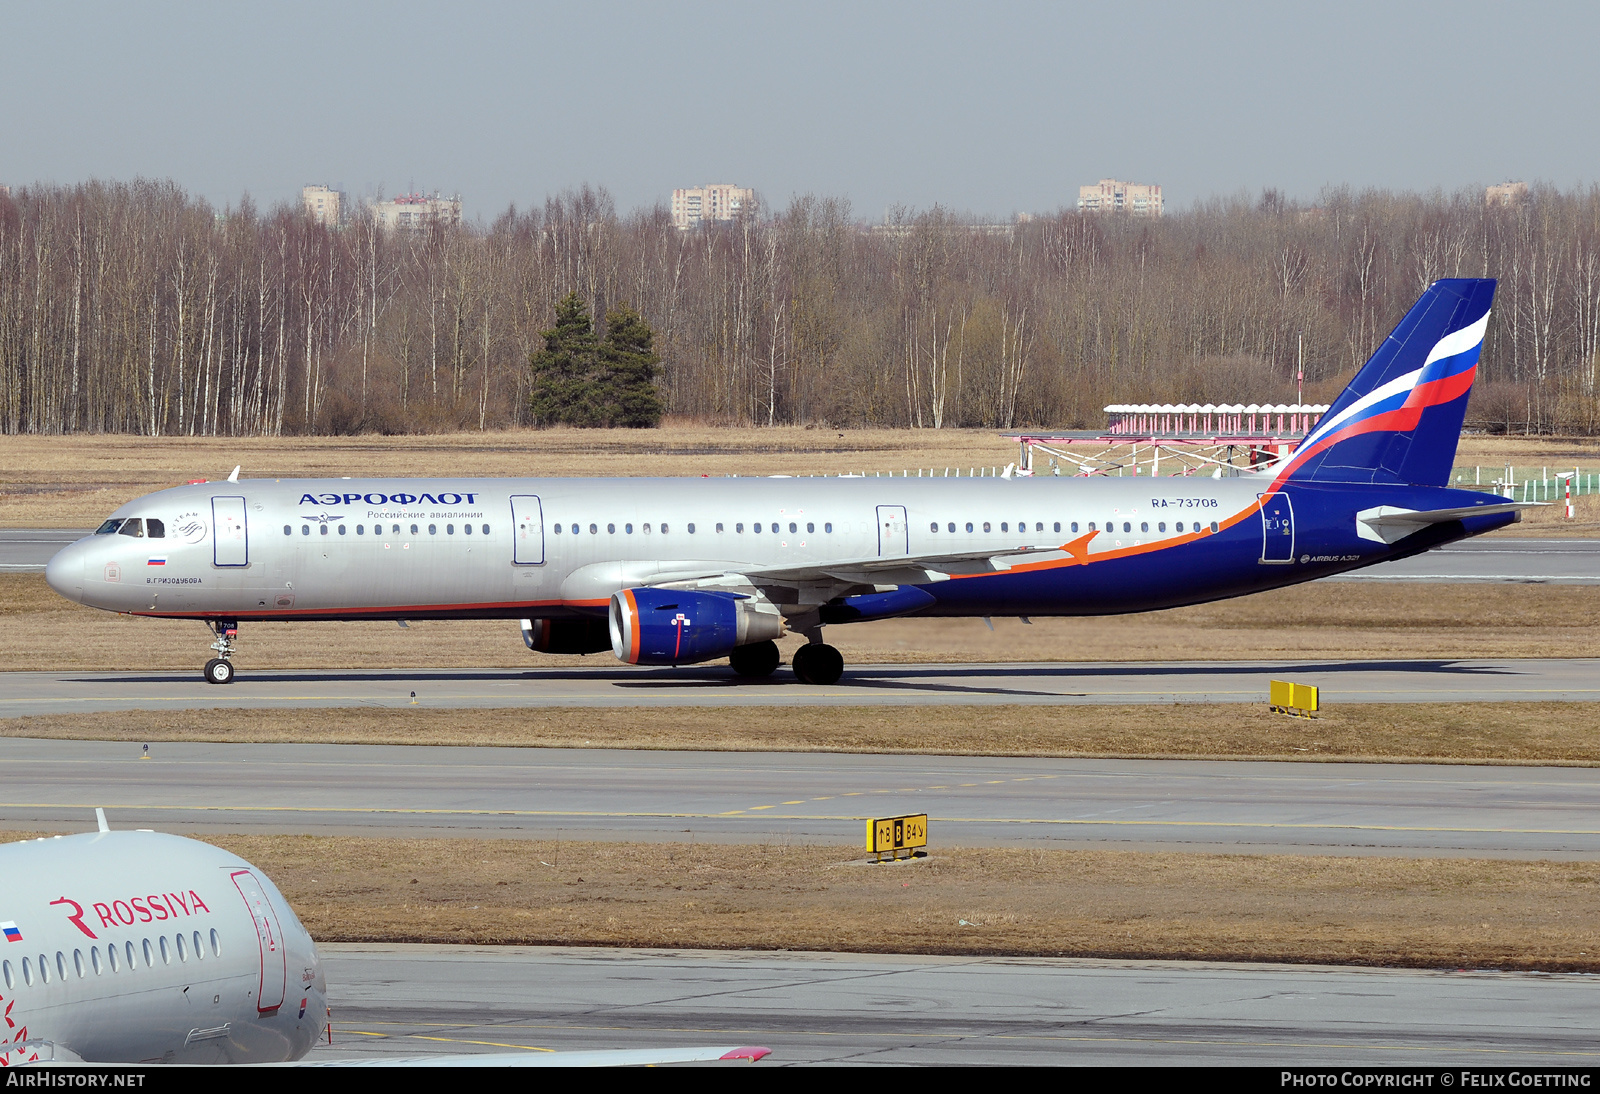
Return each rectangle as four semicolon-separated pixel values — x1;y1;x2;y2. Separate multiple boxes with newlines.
45;279;1523;685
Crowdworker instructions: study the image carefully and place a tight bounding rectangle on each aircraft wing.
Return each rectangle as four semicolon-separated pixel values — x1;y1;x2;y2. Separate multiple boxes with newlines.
299;1045;771;1067
741;544;1059;586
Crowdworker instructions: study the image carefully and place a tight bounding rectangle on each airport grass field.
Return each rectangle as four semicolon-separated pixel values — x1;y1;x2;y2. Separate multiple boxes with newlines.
2;426;1598;533
11;830;1596;972
6;426;1600;975
6;700;1600;765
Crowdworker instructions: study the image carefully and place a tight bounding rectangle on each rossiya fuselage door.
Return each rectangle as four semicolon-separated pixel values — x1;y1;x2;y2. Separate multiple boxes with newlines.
212;496;248;567
1259;492;1295;564
876;505;909;557
230;869;287;1014
511;495;546;565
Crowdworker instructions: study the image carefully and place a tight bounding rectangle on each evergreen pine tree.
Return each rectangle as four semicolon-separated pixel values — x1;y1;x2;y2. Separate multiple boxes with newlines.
597;302;664;428
528;292;600;426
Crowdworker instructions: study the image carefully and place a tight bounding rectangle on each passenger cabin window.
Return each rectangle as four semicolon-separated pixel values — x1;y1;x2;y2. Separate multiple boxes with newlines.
807;523;814;533
301;525;310;535
319;525;328;536
283;525;292;536
607;524;616;534
965;522;974;533
825;523;833;533
357;525;365;535
930;522;939;532
209;929;221;957
789;523;797;533
446;524;455;535
464;523;473;535
1141;522;1149;533
1210;521;1219;533
193;931;204;959
589;524;598;534
687;523;696;533
2;959;11;989
735;523;744;533
428;524;438;536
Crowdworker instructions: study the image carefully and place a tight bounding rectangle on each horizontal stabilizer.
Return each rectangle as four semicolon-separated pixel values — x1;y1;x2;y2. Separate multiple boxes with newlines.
1355;502;1538;544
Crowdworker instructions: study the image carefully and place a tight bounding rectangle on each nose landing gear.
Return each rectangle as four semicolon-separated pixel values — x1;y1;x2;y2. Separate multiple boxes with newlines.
203;620;238;685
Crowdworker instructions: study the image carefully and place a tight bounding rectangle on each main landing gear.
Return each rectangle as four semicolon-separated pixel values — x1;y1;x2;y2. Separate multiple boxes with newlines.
728;640;782;678
203;620;237;685
792;642;844;686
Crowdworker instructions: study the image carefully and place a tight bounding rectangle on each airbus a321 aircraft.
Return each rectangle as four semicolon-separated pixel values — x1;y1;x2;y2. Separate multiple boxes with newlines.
0;817;770;1066
45;278;1522;685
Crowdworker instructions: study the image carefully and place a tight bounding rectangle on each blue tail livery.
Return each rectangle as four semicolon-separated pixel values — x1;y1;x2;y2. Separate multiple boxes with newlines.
46;279;1529;685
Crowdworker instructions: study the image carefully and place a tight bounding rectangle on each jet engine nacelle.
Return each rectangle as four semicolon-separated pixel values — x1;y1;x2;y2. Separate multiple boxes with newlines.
609;587;785;666
522;617;614;655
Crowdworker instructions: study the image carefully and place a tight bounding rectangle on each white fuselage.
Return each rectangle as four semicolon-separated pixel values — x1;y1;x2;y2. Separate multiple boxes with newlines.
45;474;1269;623
0;832;324;1065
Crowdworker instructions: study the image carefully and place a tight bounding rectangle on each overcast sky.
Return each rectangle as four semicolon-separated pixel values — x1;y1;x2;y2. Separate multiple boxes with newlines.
3;1;1595;222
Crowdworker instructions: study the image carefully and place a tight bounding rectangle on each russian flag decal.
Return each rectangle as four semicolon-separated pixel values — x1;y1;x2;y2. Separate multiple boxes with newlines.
147;557;166;567
2;921;21;942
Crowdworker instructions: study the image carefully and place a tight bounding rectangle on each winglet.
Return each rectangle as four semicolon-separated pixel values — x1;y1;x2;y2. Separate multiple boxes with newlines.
719;1047;772;1062
227;465;241;483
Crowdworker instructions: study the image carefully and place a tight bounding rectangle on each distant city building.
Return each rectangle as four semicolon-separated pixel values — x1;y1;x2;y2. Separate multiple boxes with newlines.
302;184;343;227
0;185;10;198
372;191;462;232
1078;178;1164;217
671;184;753;230
1485;180;1528;207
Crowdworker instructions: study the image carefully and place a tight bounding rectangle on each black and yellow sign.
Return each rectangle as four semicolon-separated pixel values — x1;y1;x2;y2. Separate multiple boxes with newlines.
867;813;928;861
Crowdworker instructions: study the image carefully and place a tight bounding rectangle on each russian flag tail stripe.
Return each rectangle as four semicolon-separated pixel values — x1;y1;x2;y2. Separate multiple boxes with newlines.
1280;278;1495;488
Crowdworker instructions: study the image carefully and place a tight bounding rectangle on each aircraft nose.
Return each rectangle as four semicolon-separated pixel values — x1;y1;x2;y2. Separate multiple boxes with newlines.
44;542;86;604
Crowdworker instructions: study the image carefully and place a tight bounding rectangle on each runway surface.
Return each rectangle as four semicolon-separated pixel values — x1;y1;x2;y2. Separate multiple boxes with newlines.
308;944;1600;1066
5;738;1598;855
4;529;1598;580
3;657;1597;715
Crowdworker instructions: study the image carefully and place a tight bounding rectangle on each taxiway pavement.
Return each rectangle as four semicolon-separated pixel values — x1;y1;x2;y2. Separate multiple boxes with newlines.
2;657;1597;716
4;738;1597;856
309;944;1600;1066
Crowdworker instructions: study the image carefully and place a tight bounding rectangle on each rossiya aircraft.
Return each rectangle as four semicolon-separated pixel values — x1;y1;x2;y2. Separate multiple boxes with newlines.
45;278;1523;686
0;816;771;1066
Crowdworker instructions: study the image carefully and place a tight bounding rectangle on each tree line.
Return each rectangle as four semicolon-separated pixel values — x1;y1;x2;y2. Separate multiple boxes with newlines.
1;178;1598;437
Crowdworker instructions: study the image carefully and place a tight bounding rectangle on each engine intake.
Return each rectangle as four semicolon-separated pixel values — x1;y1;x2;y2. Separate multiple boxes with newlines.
609;587;785;665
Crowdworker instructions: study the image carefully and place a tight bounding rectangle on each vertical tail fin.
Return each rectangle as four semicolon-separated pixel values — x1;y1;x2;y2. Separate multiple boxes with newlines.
1281;278;1495;487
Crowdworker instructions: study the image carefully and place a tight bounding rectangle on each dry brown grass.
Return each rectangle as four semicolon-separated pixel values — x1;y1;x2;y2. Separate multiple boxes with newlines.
13;831;1590;970
6;701;1598;764
0;427;1025;527
6;427;1598;534
4;574;1598;671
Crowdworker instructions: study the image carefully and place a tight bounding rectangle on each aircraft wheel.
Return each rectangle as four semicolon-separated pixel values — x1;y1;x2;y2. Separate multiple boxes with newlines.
728;639;781;678
792;643;844;685
204;658;235;685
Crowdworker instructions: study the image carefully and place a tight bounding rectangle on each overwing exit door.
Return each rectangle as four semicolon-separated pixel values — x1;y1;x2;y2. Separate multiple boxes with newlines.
1259;492;1294;564
511;495;546;565
876;505;909;557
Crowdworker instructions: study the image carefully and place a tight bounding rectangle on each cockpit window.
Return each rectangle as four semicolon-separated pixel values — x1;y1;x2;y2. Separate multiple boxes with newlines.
145;519;165;539
117;519;145;538
95;519;122;535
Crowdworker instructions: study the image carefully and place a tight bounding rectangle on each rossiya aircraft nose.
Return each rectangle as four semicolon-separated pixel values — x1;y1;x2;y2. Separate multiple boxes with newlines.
44;542;85;603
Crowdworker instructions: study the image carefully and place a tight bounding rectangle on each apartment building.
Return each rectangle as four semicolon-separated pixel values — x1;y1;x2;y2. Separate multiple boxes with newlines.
671;184;753;230
302;184;343;227
1077;178;1164;217
372;191;463;232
